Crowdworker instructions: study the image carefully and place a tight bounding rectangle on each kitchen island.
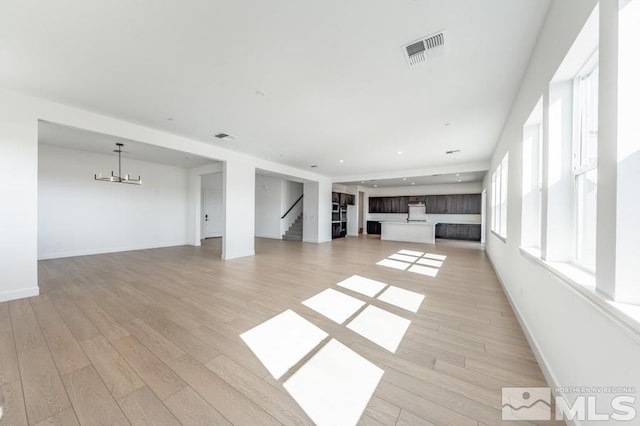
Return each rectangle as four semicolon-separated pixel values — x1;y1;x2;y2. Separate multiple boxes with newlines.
380;221;436;244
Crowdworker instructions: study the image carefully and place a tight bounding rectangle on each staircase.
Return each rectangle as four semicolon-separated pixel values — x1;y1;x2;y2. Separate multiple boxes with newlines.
282;214;303;241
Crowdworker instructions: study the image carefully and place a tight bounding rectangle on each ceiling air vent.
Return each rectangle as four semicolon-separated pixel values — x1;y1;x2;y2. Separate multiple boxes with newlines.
403;30;447;67
214;133;235;141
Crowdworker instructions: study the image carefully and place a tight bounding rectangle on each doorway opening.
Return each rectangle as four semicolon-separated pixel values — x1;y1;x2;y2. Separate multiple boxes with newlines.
201;172;223;239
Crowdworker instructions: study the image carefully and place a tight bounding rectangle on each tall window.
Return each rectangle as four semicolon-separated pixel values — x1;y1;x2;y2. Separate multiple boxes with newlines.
573;54;598;270
521;98;543;248
491;153;509;239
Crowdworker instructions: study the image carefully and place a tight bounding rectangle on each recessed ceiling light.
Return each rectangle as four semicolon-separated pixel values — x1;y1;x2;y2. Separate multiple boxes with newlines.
411;182;416;185
457;179;462;182
360;181;365;184
373;184;378;187
402;177;407;181
255;90;266;96
339;159;344;163
397;150;403;155
456;173;460;176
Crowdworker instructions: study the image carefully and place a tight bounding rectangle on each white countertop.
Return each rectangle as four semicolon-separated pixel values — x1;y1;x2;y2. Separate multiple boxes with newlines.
380;221;436;225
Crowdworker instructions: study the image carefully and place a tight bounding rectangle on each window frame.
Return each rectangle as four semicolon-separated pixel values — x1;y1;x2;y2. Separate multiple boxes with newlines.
491;153;509;240
571;51;599;272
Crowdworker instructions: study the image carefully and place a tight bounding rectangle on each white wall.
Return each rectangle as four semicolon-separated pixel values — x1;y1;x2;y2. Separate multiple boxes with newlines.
485;0;640;422
0;97;38;302
38;144;190;259
255;175;284;239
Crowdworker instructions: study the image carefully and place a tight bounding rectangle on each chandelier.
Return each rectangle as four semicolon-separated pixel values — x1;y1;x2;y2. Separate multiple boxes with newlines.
94;143;142;185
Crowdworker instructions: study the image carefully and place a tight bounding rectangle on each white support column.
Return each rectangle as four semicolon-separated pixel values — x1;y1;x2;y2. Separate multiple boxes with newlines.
596;0;620;299
303;180;332;243
611;0;640;303
186;173;202;246
222;159;255;259
0;95;39;302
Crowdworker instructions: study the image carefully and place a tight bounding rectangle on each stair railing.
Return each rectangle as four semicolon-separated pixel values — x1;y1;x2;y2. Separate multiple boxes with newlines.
281;194;304;219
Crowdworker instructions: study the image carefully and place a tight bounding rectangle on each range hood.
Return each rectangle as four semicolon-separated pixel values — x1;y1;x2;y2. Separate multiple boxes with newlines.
408;203;427;221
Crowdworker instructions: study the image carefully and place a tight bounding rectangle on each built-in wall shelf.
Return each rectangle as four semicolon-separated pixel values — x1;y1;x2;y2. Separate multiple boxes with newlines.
332;191;355;239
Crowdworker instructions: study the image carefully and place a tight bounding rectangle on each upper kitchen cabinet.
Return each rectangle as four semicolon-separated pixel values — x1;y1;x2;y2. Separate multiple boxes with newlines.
370;194;481;214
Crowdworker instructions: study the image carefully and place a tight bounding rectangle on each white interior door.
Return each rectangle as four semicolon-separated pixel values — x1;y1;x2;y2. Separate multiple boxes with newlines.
203;190;223;238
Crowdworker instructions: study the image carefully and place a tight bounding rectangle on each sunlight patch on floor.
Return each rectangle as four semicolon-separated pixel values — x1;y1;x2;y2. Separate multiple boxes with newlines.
240;309;327;379
388;253;420;263
408;264;439;277
397;249;425;257
302;289;366;324
337;275;388;297
283;339;384;426
376;258;411;271
377;286;425;313
377;249;447;277
346;305;411;353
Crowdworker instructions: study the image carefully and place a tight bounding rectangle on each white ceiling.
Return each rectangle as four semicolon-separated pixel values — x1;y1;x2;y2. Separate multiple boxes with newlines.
39;121;216;169
1;0;550;178
339;171;486;188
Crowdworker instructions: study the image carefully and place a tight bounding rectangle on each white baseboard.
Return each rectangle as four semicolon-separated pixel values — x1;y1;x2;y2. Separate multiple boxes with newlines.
38;241;190;260
0;286;39;303
486;253;576;426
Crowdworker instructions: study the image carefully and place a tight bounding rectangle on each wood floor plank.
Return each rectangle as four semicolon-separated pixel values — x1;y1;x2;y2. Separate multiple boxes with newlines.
47;291;101;341
375;381;477;426
65;287;129;342
0;379;28;426
33;407;80;426
205;354;310;424
163;386;231;426
362;395;400;426
396;409;437;426
30;296;90;375
126;318;185;363
145;316;219;364
167;354;280;426
118;386;180;426
10;309;47;354
80;335;145;400
111;335;186;400
17;345;70;424
61;365;129;426
0;330;20;384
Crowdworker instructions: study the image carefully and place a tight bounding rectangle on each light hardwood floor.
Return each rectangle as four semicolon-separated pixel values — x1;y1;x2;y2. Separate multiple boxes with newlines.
0;237;564;425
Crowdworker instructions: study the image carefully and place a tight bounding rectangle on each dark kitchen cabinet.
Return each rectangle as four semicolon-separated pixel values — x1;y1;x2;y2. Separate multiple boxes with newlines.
366;221;381;234
369;194;481;214
435;223;481;241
